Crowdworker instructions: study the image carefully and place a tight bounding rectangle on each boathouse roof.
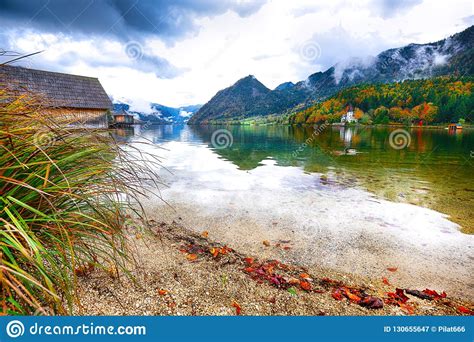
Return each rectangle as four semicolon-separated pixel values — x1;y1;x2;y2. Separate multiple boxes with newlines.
0;65;112;110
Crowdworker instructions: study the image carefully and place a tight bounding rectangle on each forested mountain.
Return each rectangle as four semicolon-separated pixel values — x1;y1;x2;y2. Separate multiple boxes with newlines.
189;25;473;124
289;77;473;124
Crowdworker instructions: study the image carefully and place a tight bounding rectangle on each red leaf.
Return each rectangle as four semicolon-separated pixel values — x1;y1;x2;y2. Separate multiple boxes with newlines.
158;289;168;296
244;267;255;273
232;301;241;315
382;277;391;286
270;276;282;287
343;288;362;303
332;288;343;300
300;281;312;291
244;257;254;265
387;288;409;304
387;267;398;272
300;273;310;279
422;288;446;300
457;306;474;315
283;246;291;250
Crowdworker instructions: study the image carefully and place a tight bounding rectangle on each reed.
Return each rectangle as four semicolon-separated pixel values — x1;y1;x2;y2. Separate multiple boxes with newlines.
0;88;161;314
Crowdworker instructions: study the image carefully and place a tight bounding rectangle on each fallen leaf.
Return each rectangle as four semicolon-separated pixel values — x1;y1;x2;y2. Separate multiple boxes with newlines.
158;289;168;296
405;289;433;300
244;257;254;265
457;306;474;315
283;246;291;250
201;231;209;238
231;301;241;315
263;240;270;247
270;275;283;287
422;288;446;300
300;281;312;291
359;296;383;309
332;288;343;301
387;267;398;272
186;253;198;261
300;273;310;279
343;288;361;302
382;277;391;286
244;267;255;273
287;287;297;296
209;247;219;258
387;288;409;304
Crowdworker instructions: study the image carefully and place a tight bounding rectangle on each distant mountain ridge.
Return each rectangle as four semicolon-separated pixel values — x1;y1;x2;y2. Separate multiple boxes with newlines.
113;102;202;124
189;25;473;124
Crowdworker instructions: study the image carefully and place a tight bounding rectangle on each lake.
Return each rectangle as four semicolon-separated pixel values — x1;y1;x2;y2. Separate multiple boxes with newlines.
119;124;474;233
116;124;474;298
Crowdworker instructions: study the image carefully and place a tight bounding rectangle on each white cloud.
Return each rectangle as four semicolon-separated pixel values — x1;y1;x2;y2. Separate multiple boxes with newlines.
2;0;472;107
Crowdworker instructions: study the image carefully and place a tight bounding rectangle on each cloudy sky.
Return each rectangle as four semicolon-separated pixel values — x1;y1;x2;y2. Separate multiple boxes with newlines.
0;0;472;110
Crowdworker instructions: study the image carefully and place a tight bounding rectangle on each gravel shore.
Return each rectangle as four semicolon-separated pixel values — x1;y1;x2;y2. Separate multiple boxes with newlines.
74;220;473;316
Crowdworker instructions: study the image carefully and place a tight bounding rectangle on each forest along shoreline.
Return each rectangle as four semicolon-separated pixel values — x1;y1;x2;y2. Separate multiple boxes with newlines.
74;219;474;316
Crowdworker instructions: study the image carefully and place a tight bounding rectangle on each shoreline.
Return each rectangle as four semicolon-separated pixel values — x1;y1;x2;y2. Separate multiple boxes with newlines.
74;220;473;316
183;123;473;129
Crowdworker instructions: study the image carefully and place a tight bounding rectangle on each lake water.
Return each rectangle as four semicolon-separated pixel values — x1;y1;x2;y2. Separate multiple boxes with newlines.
116;124;474;298
119;124;474;233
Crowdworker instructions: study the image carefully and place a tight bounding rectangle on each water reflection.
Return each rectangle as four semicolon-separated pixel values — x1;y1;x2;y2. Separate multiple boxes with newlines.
113;124;474;233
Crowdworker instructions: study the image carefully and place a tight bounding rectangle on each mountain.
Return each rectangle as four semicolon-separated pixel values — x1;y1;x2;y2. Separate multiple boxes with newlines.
113;101;202;124
188;75;308;123
274;81;295;91
189;25;474;124
290;76;473;124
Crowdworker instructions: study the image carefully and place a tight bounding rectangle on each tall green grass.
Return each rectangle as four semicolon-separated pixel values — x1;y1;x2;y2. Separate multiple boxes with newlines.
0;88;160;314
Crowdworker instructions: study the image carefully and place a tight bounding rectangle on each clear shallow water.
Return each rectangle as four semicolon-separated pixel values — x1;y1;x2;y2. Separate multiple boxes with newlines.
116;124;474;233
114;124;474;298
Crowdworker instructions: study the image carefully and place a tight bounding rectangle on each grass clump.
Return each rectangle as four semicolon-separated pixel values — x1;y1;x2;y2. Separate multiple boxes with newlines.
0;87;160;314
